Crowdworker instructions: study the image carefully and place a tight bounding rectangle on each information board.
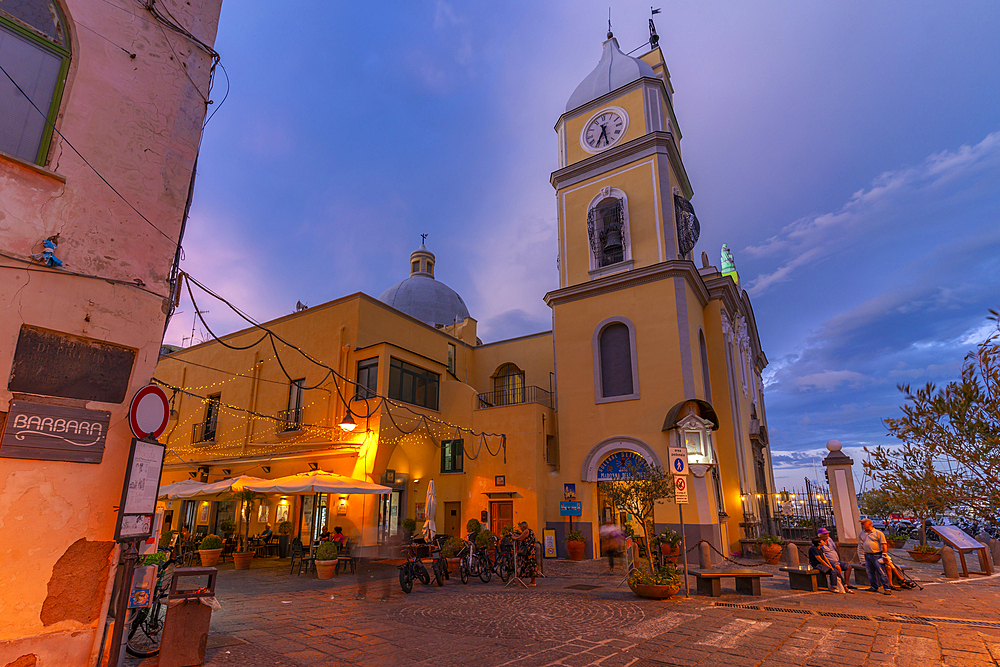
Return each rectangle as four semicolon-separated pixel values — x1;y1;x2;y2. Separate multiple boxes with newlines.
669;446;689;476
559;501;582;516
114;438;165;542
674;476;689;504
543;529;556;558
932;525;987;551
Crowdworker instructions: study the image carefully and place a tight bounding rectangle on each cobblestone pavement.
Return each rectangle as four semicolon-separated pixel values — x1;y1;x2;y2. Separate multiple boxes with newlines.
127;552;1000;667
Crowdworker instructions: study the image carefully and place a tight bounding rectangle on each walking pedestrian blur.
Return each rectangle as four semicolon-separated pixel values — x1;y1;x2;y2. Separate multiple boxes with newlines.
858;518;892;595
599;520;624;574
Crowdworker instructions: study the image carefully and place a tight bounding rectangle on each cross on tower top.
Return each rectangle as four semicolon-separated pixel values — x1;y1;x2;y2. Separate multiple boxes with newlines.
420;233;428;244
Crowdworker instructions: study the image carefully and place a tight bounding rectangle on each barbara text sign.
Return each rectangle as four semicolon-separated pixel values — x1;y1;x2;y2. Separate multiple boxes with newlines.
0;400;110;463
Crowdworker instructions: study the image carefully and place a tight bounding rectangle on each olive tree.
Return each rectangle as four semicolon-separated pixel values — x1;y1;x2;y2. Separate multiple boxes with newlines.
601;459;675;572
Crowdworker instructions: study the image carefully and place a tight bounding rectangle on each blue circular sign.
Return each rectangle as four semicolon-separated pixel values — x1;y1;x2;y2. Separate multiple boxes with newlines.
673;458;685;473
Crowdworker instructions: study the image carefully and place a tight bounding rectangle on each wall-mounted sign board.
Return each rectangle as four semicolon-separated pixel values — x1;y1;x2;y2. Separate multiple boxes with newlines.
8;326;136;403
114;438;165;542
0;400;110;463
559;501;582;516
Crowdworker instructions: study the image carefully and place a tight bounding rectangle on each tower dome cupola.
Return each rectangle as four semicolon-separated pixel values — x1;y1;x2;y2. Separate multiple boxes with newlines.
378;238;472;328
565;33;656;113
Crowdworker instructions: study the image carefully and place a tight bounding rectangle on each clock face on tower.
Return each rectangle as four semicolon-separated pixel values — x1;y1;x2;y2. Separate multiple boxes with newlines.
580;107;628;153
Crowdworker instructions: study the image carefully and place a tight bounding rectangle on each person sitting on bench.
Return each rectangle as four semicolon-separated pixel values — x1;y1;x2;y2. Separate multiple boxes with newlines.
808;537;840;593
818;529;853;593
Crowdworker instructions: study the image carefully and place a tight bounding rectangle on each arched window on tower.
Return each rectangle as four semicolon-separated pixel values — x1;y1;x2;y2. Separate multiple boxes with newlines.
588;198;625;267
0;0;71;165
699;329;712;403
493;363;525;406
594;319;639;401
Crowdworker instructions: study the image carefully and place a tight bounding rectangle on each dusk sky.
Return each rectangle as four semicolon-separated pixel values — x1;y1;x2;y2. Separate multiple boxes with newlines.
164;2;1000;490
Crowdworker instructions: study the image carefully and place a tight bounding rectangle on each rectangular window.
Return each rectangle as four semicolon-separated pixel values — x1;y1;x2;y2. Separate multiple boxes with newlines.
195;394;220;442
355;358;378;399
280;379;304;431
388;357;439;410
546;435;558;466
441;439;463;473
447;344;456;375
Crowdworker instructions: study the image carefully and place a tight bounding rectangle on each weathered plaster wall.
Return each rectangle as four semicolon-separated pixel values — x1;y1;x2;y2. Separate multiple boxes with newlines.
0;0;223;664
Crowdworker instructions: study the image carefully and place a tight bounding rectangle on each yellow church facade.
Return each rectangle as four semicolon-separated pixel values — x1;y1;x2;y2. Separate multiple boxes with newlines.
155;34;775;559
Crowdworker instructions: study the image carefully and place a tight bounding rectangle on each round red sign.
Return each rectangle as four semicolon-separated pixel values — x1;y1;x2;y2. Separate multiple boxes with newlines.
129;384;170;439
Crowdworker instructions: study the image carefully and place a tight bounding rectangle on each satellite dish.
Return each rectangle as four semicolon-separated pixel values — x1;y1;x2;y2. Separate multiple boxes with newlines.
296;301;308;312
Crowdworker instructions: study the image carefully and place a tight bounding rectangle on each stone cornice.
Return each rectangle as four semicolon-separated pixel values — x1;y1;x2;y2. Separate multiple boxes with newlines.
544;260;709;309
550;130;692;199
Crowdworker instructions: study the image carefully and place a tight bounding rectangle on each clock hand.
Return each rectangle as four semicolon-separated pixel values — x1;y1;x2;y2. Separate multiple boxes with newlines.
598;125;609;146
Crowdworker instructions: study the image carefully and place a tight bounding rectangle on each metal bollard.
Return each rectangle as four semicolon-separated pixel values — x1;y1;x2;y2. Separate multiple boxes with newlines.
785;543;799;568
698;542;711;569
941;545;959;579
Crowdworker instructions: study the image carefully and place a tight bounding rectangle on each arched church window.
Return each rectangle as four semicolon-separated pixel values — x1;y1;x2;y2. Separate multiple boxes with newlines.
599;323;633;397
493;362;524;406
699;329;712;403
0;0;70;165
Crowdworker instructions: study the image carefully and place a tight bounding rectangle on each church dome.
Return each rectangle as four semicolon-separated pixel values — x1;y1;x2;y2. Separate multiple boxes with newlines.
378;242;471;327
566;34;656;112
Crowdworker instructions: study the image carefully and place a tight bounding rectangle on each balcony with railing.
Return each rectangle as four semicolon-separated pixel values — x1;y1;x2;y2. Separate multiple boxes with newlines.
192;422;216;443
276;407;303;434
476;385;553;409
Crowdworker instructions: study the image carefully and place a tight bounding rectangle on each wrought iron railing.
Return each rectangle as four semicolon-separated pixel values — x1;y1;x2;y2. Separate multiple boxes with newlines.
476;385;553;409
192;422;216;443
276;408;302;433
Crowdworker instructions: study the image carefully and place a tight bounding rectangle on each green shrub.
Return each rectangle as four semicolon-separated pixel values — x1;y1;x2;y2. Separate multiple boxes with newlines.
401;518;417;534
440;536;463;558
886;532;910;542
565;530;585;543
657;528;682;547
219;520;237;535
277;521;293;535
475;529;495;550
629;562;681;587
912;544;939;554
316;541;339;560
756;533;785;546
199;534;223;550
500;525;515;537
466;518;482;535
158;530;179;549
142;552;167;567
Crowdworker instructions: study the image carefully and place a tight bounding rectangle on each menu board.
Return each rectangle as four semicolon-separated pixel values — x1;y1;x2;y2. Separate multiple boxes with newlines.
115;438;165;542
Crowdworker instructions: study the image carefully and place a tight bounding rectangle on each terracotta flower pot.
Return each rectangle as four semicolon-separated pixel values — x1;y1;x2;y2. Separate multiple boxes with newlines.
890;539;907;549
659;543;681;563
760;543;782;564
566;540;585;561
628;580;680;599
316;560;337;579
907;549;941;563
198;548;222;567
232;552;254;570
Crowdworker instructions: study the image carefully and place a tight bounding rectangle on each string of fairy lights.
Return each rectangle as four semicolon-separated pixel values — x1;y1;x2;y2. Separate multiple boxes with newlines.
155;271;508;465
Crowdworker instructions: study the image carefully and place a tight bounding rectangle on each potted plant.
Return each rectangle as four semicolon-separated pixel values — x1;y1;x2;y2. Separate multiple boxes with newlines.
219;519;236;538
466;518;482;536
475;529;495;556
231;488;258;570
628;561;682;599
159;530;179;550
657;528;683;563
756;534;784;563
315;541;339;579
440;535;463;573
277;520;294;558
907;544;941;563
401;518;417;540
198;534;224;567
565;529;586;561
886;531;909;549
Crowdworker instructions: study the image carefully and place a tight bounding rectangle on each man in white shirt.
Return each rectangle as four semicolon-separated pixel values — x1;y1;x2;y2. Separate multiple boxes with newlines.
857;519;891;595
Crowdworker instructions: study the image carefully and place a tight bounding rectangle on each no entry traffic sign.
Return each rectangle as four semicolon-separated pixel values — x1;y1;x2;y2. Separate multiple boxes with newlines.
128;384;170;439
674;476;689;504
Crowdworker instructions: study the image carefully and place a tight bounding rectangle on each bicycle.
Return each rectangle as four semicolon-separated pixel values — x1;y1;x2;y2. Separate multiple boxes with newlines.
493;535;515;583
125;550;176;658
398;539;435;593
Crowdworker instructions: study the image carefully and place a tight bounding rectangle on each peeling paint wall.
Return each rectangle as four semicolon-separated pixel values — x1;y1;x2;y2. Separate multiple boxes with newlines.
0;0;224;665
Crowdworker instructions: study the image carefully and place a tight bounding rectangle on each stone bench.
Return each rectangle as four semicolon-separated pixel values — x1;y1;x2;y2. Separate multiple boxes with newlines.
851;563;911;588
780;565;826;591
690;569;773;597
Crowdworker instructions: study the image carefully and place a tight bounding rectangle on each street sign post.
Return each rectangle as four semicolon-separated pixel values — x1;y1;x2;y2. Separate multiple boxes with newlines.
669;446;689;477
674;474;690;598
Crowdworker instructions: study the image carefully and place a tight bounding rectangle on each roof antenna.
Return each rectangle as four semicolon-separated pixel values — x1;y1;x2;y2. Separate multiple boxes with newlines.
608;7;613;38
649;7;661;48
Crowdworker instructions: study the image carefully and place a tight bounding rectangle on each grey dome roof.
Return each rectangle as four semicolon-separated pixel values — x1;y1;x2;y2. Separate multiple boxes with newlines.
377;243;471;327
566;36;656;112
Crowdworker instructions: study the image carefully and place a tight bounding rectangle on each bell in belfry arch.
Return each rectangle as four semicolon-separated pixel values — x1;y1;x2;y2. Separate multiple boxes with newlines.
603;225;623;253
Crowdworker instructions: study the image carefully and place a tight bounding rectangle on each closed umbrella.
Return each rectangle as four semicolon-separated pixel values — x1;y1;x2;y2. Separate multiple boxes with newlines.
243;470;391;495
157;479;206;499
422;479;436;540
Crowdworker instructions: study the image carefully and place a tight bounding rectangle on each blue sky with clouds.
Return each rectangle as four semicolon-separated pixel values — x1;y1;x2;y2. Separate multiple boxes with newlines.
165;1;1000;488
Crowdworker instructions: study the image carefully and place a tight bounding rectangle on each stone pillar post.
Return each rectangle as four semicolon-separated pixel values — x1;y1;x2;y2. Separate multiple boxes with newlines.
821;440;861;558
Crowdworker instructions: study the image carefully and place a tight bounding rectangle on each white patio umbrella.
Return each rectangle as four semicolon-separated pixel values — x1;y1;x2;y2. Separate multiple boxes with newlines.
242;469;392;495
422;479;437;540
171;474;266;499
157;479;207;499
